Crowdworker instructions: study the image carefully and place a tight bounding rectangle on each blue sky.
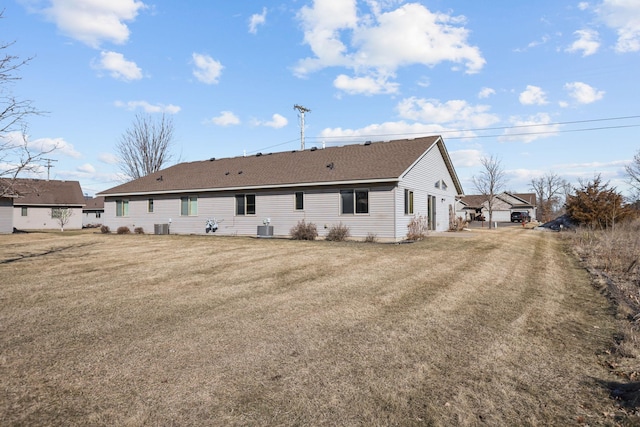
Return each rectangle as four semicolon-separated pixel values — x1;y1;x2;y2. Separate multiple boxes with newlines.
3;0;640;197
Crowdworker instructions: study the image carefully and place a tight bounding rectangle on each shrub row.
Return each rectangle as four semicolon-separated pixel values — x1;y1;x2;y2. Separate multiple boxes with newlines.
289;220;377;243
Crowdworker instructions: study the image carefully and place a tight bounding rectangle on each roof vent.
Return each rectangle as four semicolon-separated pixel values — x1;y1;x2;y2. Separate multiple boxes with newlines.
238;171;243;174
156;175;163;181
256;152;262;157
326;162;334;170
364;141;372;146
209;157;216;161
310;147;317;151
225;172;230;176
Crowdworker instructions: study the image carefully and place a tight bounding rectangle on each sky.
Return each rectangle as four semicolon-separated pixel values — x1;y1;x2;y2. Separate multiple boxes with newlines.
2;0;640;197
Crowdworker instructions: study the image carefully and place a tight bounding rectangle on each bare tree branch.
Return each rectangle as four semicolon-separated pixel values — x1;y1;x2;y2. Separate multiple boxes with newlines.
530;172;569;222
472;155;506;229
625;150;640;200
116;113;176;181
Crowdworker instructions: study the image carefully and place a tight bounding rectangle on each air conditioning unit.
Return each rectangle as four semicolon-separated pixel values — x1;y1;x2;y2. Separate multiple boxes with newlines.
154;223;169;235
257;225;273;238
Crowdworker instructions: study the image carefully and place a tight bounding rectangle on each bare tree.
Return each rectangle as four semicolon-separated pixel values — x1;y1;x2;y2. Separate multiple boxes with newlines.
472;155;506;229
52;207;72;232
530;172;569;223
1;12;51;197
116;113;176;181
625;149;640;200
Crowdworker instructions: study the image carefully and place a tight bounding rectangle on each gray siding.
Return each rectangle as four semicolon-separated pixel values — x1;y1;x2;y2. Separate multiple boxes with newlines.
0;198;13;234
13;206;84;230
104;184;398;239
396;143;461;235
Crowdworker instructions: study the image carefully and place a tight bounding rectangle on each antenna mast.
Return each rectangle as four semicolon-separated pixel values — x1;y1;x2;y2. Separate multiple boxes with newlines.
294;104;311;150
43;158;58;181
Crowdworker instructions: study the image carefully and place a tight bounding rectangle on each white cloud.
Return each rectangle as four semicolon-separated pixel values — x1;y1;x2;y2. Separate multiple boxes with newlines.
478;87;495;99
114;100;181;114
249;7;267;34
77;163;96;174
99;153;120;164
333;74;399;95
578;2;590;11
210;111;241;126
450;149;483;167
564;81;605;104
566;29;600;56
295;1;484;94
2;130;83;159
253;113;288;129
93;51;142;81
519;85;548;105
396;97;500;128
597;0;640;52
36;0;146;48
499;113;560;143
192;53;223;84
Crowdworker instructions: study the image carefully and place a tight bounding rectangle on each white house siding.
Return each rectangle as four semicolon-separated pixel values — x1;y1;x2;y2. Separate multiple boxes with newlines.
0;198;13;234
395;143;460;236
82;211;103;227
13;206;84;230
104;184;398;240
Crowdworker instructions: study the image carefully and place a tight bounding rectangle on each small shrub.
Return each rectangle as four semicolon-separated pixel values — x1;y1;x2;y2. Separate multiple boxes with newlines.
290;220;318;240
325;222;350;241
406;215;428;241
100;225;110;234
116;226;131;235
364;232;377;243
134;227;144;234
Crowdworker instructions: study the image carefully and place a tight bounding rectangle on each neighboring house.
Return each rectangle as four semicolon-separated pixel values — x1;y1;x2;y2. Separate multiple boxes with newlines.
457;192;537;222
98;136;464;241
11;179;85;231
83;196;105;227
0;195;14;234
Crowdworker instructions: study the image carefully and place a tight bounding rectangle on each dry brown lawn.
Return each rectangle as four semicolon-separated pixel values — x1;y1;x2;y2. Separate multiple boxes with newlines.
0;229;625;426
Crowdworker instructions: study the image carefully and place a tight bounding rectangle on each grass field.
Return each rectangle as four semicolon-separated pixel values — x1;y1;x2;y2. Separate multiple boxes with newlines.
0;229;624;425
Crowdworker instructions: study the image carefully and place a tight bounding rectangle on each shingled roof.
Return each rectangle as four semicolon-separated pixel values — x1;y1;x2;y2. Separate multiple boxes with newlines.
6;179;85;206
100;136;463;196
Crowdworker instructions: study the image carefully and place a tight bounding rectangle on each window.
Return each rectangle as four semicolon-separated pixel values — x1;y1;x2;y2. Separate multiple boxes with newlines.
116;199;129;217
96;212;101;218
148;198;154;213
21;207;28;217
404;189;414;215
341;189;368;214
236;194;256;215
51;208;63;219
180;196;198;216
295;192;304;210
435;181;440;189
442;181;448;190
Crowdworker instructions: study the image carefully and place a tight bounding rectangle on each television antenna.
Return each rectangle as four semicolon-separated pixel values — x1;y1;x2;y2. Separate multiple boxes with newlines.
294;104;311;150
42;158;58;181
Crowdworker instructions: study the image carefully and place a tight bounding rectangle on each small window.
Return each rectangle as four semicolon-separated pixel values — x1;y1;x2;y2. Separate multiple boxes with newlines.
148;198;154;213
236;194;256;215
21;207;28;217
295;192;304;211
404;189;414;215
116;199;129;217
51;208;62;219
96;212;101;219
442;181;448;190
435;181;440;189
180;196;198;216
341;189;369;215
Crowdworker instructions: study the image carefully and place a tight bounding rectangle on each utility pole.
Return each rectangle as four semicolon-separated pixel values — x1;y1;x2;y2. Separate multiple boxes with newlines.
294;104;311;150
43;158;58;181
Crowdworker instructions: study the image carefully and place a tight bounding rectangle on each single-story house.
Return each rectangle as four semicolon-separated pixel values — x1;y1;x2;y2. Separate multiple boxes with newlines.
98;136;464;241
82;196;105;227
457;192;537;222
9;179;85;231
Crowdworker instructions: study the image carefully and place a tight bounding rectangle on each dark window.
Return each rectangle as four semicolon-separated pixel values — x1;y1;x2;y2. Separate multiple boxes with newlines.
404;189;414;215
148;198;154;213
295;192;304;210
180;196;197;216
236;194;256;215
341;189;368;214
